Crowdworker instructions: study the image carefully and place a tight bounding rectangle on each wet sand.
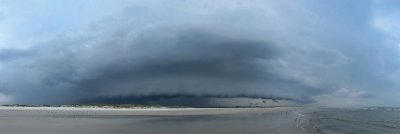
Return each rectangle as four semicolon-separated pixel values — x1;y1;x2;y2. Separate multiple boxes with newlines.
0;106;306;134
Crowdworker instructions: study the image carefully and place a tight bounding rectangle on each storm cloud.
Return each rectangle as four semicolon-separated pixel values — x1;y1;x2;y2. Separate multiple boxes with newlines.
0;27;321;104
0;0;400;106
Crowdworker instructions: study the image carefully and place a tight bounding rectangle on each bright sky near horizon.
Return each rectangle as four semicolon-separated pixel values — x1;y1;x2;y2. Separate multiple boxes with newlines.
0;0;400;107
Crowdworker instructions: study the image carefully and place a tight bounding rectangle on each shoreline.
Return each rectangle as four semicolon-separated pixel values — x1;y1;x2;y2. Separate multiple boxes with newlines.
0;106;299;116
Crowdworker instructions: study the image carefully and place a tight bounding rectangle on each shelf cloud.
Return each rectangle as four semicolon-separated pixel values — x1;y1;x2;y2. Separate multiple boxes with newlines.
0;0;400;106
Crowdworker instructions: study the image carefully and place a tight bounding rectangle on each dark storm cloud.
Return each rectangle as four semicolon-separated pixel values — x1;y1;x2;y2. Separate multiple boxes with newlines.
2;0;400;106
75;31;275;90
0;27;323;104
70;30;321;102
82;94;315;107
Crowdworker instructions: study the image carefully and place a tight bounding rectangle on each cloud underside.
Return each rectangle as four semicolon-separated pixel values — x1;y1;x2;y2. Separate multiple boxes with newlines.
1;0;399;106
1;29;321;104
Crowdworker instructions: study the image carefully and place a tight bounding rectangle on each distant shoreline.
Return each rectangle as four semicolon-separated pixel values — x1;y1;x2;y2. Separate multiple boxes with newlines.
0;106;299;116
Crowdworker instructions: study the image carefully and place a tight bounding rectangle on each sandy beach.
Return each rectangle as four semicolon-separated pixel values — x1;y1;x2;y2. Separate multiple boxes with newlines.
0;106;298;116
0;106;306;134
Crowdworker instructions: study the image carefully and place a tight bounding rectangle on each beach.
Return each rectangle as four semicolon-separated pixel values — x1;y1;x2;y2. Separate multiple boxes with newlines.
0;106;305;134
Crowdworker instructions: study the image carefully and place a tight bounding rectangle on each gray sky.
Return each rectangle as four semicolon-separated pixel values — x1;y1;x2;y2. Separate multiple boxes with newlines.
0;0;399;107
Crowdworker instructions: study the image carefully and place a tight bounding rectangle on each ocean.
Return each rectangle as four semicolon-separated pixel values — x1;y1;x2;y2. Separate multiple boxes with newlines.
299;108;400;134
0;108;399;134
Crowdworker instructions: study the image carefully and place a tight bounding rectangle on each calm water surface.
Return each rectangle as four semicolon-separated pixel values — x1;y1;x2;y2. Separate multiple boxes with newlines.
305;108;400;134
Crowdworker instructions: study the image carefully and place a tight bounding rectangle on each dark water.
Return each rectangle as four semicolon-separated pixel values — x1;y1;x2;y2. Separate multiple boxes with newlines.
302;108;400;134
0;113;307;134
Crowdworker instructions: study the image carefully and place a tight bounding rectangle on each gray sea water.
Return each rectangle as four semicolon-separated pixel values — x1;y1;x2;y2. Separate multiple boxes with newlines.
1;108;399;134
300;108;400;134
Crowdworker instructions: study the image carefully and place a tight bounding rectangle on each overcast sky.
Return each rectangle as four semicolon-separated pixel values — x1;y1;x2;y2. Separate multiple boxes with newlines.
0;0;399;107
